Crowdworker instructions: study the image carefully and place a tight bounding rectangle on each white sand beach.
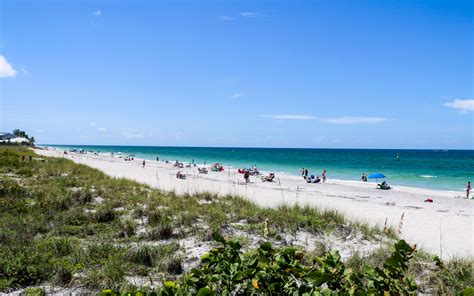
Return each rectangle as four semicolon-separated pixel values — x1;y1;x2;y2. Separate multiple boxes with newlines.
35;148;473;258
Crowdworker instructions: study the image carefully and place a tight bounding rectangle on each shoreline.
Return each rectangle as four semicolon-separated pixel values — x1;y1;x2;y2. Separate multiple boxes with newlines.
38;145;470;192
34;147;473;258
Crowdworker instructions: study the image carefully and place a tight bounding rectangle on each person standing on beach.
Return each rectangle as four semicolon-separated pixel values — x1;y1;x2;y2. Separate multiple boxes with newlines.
322;169;327;183
304;168;309;180
244;170;250;183
142;160;146;168
301;168;305;179
156;156;159;161
467;181;471;199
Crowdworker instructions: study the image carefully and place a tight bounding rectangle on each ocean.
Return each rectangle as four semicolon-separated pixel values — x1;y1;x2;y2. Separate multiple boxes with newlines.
46;145;473;191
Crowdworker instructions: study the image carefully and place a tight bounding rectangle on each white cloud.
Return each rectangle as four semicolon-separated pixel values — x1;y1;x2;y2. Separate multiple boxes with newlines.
0;55;17;78
231;92;244;98
259;114;317;120
444;99;474;112
322;116;389;124
93;10;102;17
89;122;96;127
240;12;260;17
259;114;390;124
219;16;234;21
98;127;107;132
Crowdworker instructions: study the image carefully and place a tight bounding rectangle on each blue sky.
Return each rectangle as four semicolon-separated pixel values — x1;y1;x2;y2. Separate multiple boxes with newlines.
0;0;472;149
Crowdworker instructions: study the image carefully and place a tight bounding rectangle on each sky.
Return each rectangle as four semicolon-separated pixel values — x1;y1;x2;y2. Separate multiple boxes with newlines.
0;0;472;149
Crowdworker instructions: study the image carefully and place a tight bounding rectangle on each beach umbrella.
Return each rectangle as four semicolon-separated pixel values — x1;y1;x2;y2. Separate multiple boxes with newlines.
368;173;386;183
368;173;385;179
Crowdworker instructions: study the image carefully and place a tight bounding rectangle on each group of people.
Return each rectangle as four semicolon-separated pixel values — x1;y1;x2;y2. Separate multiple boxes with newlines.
302;168;326;183
238;165;261;176
143;154;473;200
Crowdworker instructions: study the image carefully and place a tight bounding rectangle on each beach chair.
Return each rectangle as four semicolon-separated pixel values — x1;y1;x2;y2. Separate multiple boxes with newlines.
377;182;391;190
261;173;275;182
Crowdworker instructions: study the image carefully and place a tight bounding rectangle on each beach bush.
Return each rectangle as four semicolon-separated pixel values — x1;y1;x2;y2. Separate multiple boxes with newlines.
158;232;418;295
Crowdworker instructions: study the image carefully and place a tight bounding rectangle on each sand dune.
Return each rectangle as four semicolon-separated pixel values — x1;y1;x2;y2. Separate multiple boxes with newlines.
35;148;473;258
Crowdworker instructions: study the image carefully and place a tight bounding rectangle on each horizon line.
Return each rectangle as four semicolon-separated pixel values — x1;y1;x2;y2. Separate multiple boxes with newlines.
39;143;474;151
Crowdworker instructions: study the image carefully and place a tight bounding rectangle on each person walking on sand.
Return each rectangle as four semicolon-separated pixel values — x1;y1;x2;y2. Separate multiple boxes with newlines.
244;170;250;183
142;160;146;168
322;169;327;183
467;181;471;199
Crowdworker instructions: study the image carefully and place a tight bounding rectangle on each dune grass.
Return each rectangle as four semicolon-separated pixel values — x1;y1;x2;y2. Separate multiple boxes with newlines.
0;146;472;293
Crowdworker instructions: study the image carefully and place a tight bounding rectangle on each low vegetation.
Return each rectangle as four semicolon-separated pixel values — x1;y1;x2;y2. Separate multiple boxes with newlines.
0;146;472;294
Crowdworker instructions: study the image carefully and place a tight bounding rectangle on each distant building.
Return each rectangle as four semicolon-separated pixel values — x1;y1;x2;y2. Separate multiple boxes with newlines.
0;132;29;143
0;132;15;141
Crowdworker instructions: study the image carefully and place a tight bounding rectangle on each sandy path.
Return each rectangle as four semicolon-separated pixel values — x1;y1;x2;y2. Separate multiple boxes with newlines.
34;148;473;258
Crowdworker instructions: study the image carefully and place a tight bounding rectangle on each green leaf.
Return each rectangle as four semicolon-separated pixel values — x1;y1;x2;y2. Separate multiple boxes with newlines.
260;242;272;252
212;232;226;244
197;287;215;296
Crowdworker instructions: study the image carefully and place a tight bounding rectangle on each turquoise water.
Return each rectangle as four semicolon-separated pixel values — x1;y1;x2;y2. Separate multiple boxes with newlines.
46;145;473;191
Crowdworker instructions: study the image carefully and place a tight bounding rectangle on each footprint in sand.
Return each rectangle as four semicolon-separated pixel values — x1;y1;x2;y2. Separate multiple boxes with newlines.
404;205;423;210
385;202;395;206
437;209;449;213
356;195;370;199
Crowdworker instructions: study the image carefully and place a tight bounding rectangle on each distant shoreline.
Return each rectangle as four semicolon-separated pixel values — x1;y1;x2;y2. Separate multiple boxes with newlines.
40;144;474;192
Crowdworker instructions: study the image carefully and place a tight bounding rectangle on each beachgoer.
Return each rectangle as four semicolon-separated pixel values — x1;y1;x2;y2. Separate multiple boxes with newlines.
301;168;305;179
244;170;250;183
396;153;400;162
156;156;159;161
322;170;327;182
304;168;309;179
361;173;365;182
467;181;471;199
142;160;146;168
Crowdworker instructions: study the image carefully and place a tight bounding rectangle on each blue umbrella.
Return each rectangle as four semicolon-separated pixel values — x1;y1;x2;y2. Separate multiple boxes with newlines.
368;173;385;179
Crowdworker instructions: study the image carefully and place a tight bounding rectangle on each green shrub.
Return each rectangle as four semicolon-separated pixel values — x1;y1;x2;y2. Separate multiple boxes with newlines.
159;232;418;295
95;205;116;223
23;287;46;296
147;223;173;240
126;244;157;267
103;254;126;289
118;218;137;238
